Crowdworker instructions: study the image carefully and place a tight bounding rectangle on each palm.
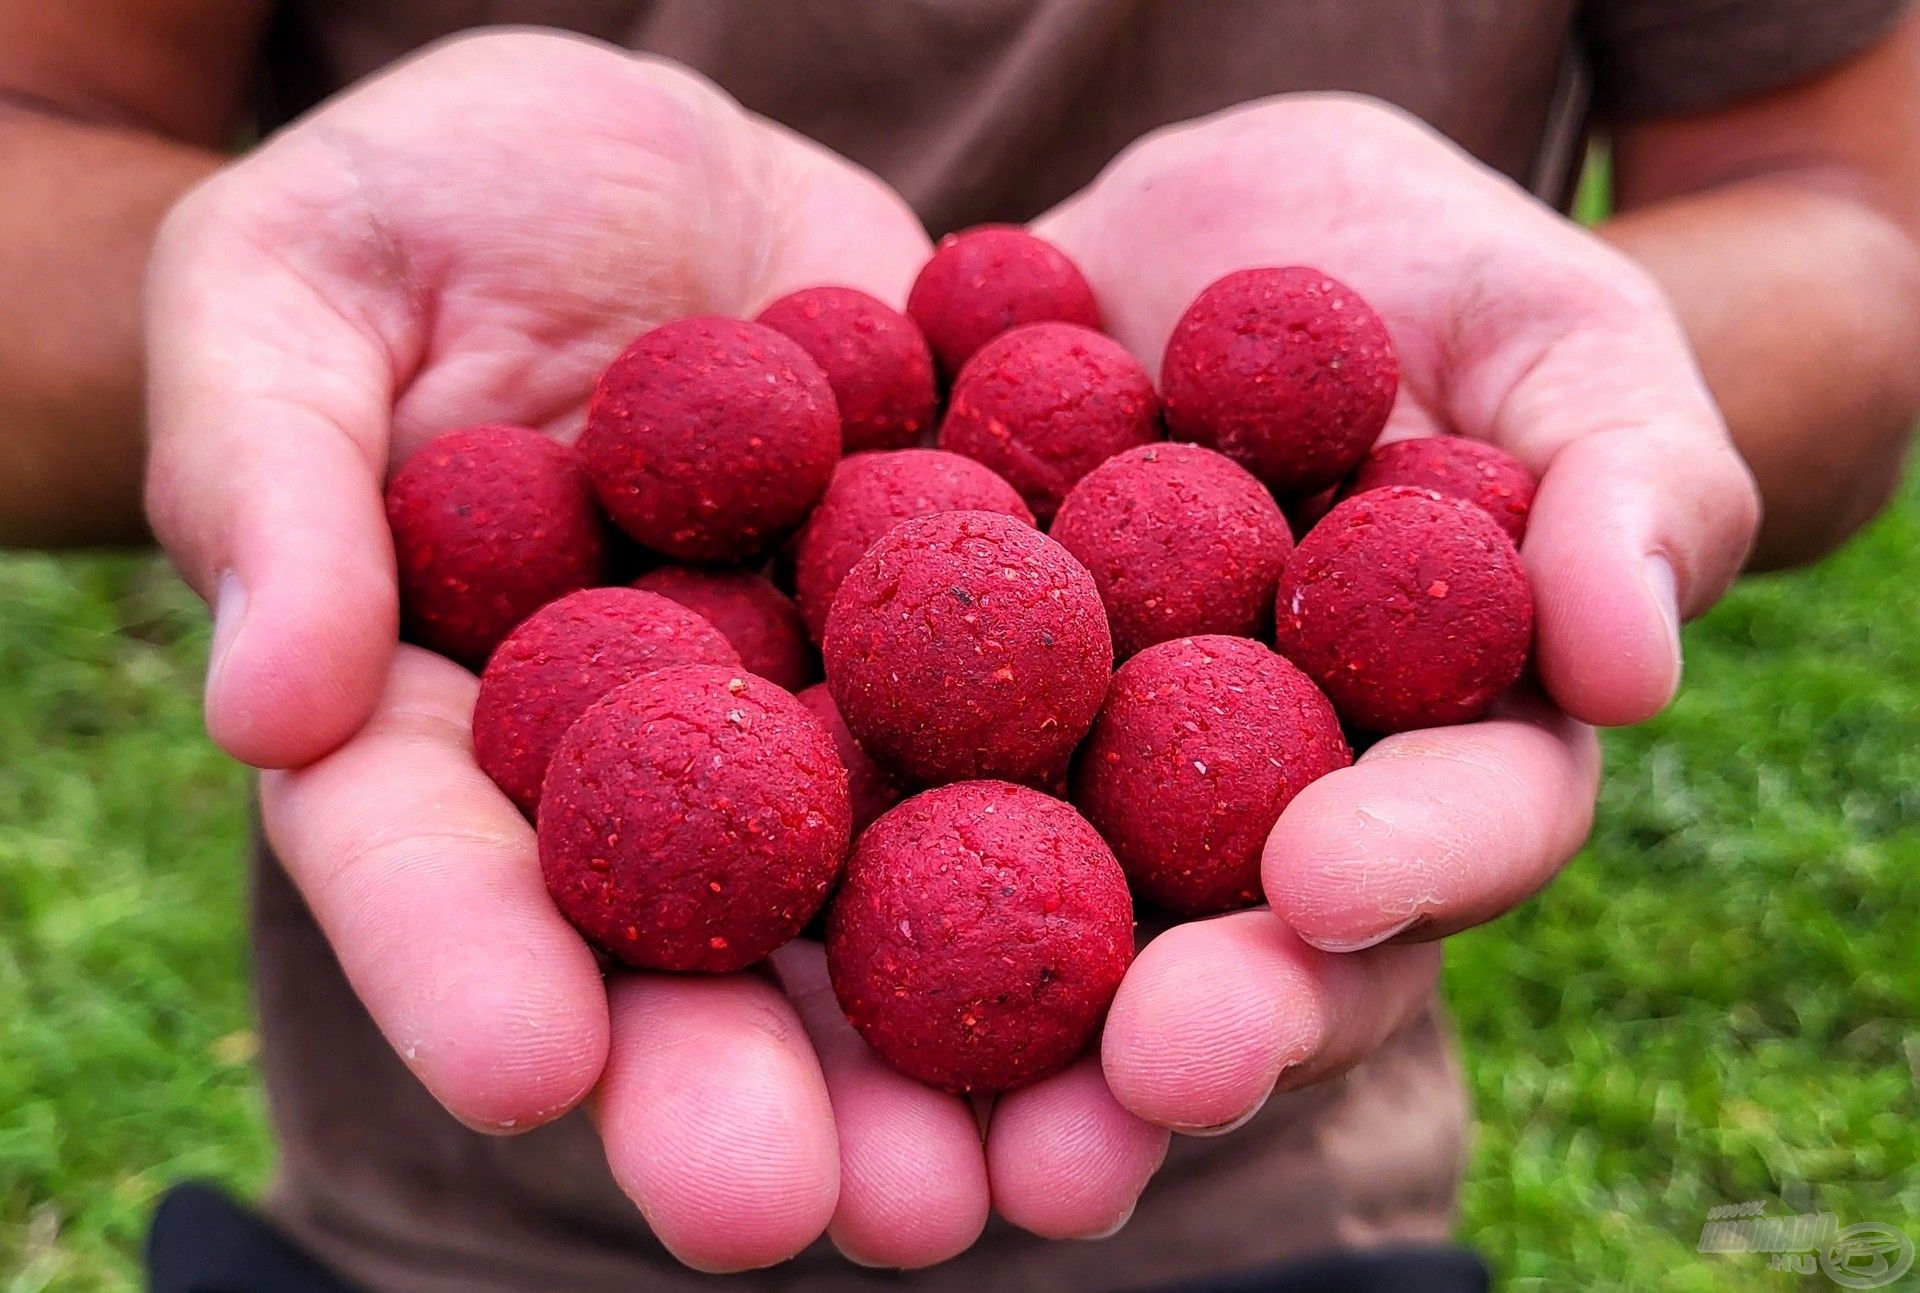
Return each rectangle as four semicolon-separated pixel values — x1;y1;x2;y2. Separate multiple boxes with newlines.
223;39;924;462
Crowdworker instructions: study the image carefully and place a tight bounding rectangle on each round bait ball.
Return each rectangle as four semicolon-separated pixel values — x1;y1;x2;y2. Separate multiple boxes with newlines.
386;424;608;667
1050;443;1291;658
1341;437;1536;542
538;665;849;973
939;322;1161;524
632;565;818;691
792;448;1033;641
580;316;839;562
757;286;939;454
1073;636;1349;914
473;588;740;817
823;510;1113;788
1161;267;1397;497
826;781;1133;1092
907;225;1101;378
796;683;905;837
1273;486;1533;732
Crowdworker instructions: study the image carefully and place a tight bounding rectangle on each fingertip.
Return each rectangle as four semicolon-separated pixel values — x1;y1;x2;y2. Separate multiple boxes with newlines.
205;494;400;768
260;645;606;1131
1510;416;1753;731
1100;914;1322;1131
769;942;990;1270
1262;768;1451;954
600;975;839;1273
825;1086;990;1270
1266;710;1598;950
988;1056;1169;1240
828;1160;988;1270
404;944;611;1133
304;806;609;1134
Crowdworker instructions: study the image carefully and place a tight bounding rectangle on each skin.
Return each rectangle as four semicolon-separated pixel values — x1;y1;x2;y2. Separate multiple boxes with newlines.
1604;11;1920;569
0;3;1915;1273
0;0;270;546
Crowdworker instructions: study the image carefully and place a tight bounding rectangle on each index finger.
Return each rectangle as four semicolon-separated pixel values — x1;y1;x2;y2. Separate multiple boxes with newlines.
257;645;608;1130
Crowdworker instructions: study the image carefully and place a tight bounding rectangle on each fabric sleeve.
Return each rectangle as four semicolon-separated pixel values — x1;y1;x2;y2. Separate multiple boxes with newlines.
1583;0;1914;119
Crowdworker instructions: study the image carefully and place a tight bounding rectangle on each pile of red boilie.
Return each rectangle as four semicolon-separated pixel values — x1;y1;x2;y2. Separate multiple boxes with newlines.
383;225;1537;1095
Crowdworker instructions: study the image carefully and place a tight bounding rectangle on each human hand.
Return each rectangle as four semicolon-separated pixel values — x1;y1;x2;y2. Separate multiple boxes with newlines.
145;32;1170;1271
1031;95;1759;1134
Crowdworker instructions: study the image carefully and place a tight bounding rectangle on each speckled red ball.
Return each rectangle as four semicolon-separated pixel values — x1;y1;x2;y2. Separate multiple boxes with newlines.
756;286;938;454
1073;636;1349;915
539;665;849;973
1051;443;1292;659
796;683;905;836
939;322;1161;524
631;566;818;691
385;424;609;667
1274;486;1533;733
792;448;1034;641
907;225;1101;379
824;510;1113;788
473;589;739;817
579;316;840;563
1161;267;1398;497
1341;437;1536;542
826;781;1133;1092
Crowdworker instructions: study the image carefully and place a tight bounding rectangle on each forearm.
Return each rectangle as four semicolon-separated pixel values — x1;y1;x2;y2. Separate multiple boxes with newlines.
0;107;220;547
1602;180;1920;570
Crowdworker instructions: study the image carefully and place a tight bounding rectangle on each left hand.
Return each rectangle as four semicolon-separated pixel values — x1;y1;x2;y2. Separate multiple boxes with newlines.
979;93;1761;1203
146;34;1165;1268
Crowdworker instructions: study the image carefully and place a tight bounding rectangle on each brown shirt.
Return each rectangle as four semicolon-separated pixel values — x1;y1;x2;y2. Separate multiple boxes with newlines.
247;3;1906;1290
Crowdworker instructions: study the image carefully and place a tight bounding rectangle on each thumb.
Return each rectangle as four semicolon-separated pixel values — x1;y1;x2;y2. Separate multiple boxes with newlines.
144;151;403;769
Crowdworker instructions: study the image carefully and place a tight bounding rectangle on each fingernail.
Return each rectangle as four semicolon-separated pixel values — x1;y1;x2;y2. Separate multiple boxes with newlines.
1644;554;1682;676
1175;1089;1270;1138
1297;911;1423;954
205;570;247;709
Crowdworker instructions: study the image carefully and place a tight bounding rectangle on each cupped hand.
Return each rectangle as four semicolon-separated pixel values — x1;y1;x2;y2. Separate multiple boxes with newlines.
145;31;1097;1273
1031;96;1758;1133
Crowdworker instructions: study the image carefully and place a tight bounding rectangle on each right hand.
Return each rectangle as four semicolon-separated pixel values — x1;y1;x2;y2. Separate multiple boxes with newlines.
146;31;1167;1271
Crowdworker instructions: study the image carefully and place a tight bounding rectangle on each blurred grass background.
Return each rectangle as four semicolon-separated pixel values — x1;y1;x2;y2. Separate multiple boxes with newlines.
3;475;1916;1290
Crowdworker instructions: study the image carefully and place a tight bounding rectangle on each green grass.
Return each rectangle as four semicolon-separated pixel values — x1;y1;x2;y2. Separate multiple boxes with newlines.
0;558;262;1291
3;479;1918;1291
1447;472;1920;1289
